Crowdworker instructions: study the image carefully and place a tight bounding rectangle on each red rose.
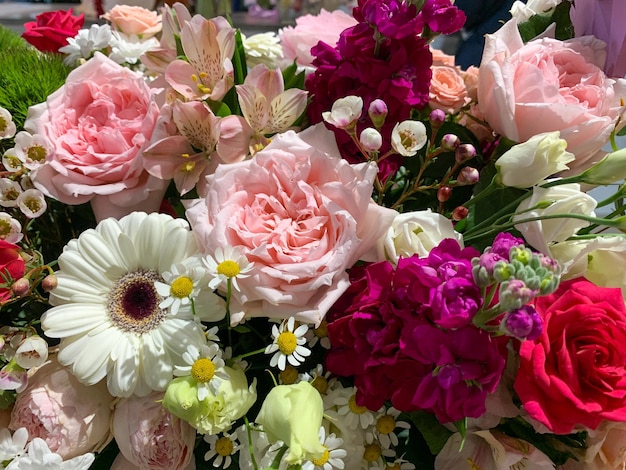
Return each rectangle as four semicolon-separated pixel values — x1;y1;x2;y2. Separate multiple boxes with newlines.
0;240;25;302
514;278;626;434
22;9;84;53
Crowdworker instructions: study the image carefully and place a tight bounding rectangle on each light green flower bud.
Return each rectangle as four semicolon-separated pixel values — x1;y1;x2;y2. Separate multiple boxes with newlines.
255;381;325;465
577;148;626;185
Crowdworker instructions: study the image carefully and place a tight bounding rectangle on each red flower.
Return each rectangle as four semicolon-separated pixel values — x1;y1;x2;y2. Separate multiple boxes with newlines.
515;278;626;434
22;9;84;53
0;240;25;302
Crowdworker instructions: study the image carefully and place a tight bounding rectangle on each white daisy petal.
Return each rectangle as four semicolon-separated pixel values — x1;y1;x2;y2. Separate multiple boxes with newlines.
76;229;128;276
108;334;140;397
140;333;173;391
41;304;108;337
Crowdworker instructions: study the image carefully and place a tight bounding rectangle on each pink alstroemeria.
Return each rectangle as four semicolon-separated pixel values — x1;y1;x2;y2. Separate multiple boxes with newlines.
164;16;235;102
236;64;308;152
143;100;250;195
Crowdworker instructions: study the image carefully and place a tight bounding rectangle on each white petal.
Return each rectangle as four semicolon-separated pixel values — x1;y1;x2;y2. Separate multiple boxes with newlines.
108;334;140;397
139;332;173;391
76;229;128;278
197;385;209;401
57;250;113;289
41;304;108;337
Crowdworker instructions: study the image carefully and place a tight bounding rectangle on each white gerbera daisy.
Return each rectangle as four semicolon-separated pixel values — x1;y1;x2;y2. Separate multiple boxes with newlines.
41;212;223;397
204;431;242;468
203;246;254;292
174;342;229;400
265;317;311;370
302;427;347;470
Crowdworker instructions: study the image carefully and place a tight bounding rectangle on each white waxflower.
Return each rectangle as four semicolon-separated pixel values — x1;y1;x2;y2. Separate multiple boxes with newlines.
391;120;427;157
12;131;51;170
0;179;23;208
265;317;311;370
17;189;46;219
14;336;48;369
174;342;229;400
0;107;16;140
0;212;23;244
2;149;23;173
322;96;363;132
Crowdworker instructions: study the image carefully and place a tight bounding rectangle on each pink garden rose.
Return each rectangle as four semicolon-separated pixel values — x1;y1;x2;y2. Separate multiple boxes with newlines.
101;5;162;38
279;9;357;69
185;124;396;326
9;357;114;459
26;52;167;221
112;392;196;470
478;21;626;175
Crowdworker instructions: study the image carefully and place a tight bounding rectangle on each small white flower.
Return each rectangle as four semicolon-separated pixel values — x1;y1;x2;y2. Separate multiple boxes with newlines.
366;407;411;450
333;387;378;430
300;363;334;396
15;336;48;370
265;317;311;370
0;179;23;208
203;246;254;292
154;263;204;315
2;149;23;173
174;342;229;400
12;131;51;170
60;24;114;66
109;32;160;65
0;107;16;140
391;120;427;157
204;431;242;468
322;96;363;132
302;426;347;470
360;128;383;152
6;437;94;470
0;427;28;461
361;432;397;469
205;325;220;343
385;456;416;470
305;319;331;349
0;212;23;244
16;189;46;219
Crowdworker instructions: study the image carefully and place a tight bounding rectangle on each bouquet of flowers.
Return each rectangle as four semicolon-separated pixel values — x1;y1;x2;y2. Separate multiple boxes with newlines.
1;0;626;468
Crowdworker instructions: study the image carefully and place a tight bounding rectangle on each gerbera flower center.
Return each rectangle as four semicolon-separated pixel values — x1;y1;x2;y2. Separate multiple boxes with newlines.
363;443;382;462
215;437;233;456
348;394;368;415
312;447;330;466
27;145;47;162
217;260;240;278
376;415;396;435
191;358;215;382
277;331;297;355
108;270;166;334
170;276;193;298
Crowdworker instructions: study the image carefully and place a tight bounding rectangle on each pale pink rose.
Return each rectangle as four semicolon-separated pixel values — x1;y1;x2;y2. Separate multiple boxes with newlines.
430;47;455;66
113;392;196;470
9;357;114;459
429;65;470;115
478;20;626;175
185;124;396;326
101;5;162;38
279;9;357;68
26;52;168;221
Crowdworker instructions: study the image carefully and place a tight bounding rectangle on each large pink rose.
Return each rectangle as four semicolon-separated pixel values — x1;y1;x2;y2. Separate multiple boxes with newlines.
278;9;357;69
478;21;626;175
27;52;167;221
185;124;396;326
515;279;626;435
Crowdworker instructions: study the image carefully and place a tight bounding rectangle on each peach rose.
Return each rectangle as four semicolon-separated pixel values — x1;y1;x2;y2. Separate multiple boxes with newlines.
185;124;396;326
430;47;455;66
26;52;167;221
9;357;114;459
102;5;162;38
478;20;626;175
429;65;470;115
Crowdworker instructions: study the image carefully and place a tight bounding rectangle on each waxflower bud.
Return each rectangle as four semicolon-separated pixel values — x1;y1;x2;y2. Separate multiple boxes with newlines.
429;109;446;126
499;279;537;312
455;143;476;163
11;278;30;297
441;134;460;151
456;167;480;186
42;274;58;292
437;186;452;202
500;305;542;341
452;205;469;221
368;99;388;128
359;128;383;152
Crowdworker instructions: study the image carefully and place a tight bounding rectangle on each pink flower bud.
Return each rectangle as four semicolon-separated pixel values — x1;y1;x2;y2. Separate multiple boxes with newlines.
437;186;452;203
368;99;388;128
42;274;58;292
457;167;480;186
11;278;30;297
359;128;383;152
441;134;460;151
452;206;469;221
429;109;446;125
455;143;477;162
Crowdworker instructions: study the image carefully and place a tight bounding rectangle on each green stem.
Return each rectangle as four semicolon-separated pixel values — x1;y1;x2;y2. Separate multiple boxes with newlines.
462;178;502;209
232;347;267;363
473;302;504;329
226;278;232;346
268;445;288;470
244;417;259;470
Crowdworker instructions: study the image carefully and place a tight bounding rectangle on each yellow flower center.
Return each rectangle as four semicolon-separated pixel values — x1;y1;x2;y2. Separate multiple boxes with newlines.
363;443;382;462
387;464;401;470
277;331;297;355
311;376;328;395
0;116;7;132
0;219;10;236
215;437;234;456
314;320;328;338
191;358;215;383
312;447;330;466
348;394;367;415
3;188;19;201
170;276;193;298
4;155;21;170
23;197;42;213
181;161;196;172
376;415;396;435
279;364;299;384
27;145;47;162
217;260;240;278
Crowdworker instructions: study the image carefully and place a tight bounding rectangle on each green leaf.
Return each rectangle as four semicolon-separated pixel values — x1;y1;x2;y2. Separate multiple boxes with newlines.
233;29;248;87
453;417;468;451
517;1;574;43
0;390;16;410
282;61;306;91
618;126;626;137
408;411;454;456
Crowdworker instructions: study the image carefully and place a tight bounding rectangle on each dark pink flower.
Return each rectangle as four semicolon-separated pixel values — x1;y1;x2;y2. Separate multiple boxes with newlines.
419;0;466;35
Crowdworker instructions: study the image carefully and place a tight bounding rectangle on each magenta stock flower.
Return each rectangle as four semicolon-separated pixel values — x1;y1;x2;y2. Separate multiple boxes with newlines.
419;0;466;35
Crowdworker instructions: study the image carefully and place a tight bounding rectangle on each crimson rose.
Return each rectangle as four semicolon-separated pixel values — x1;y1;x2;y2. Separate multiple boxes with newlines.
515;278;626;434
22;9;84;53
0;240;25;302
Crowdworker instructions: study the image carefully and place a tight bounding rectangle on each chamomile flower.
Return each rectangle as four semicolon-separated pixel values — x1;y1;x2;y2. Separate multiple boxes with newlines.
362;433;396;469
305;319;331;349
205;325;220;343
300;364;335;396
154;263;204;315
204;431;242;468
302;427;347;470
367;407;411;449
174;342;229;400
203;246;254;292
265;317;311;370
385;457;416;470
332;387;379;431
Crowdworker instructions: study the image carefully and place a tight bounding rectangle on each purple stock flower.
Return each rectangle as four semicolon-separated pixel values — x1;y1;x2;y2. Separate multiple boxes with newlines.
488;232;525;261
419;0;466;35
501;305;543;341
499;279;537;312
430;277;482;329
